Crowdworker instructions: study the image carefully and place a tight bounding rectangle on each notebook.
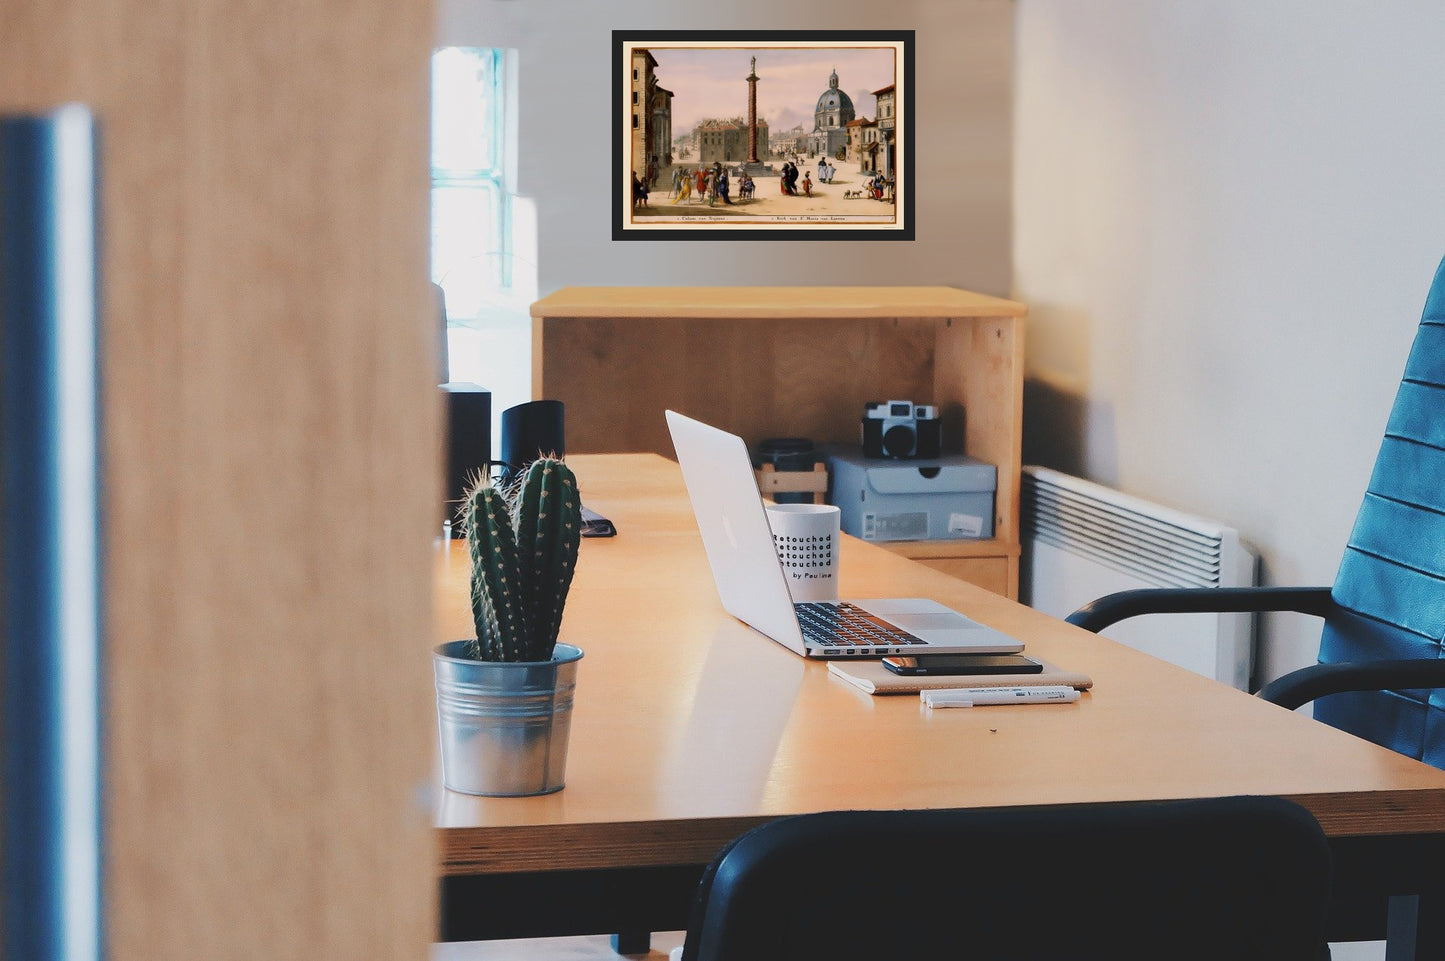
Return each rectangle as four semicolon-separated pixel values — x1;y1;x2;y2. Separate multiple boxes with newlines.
665;410;1025;659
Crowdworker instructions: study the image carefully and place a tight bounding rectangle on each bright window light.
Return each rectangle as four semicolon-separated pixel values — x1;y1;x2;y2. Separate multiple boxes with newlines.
430;46;535;431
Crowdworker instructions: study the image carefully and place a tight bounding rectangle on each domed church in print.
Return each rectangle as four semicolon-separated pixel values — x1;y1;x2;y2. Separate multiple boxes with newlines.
808;68;855;159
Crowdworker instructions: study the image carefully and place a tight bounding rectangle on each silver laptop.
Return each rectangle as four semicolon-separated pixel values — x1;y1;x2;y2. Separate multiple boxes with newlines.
665;410;1024;658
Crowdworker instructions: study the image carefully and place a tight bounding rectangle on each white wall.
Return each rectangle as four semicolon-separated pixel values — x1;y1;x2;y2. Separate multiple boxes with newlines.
437;0;1015;296
1014;1;1445;685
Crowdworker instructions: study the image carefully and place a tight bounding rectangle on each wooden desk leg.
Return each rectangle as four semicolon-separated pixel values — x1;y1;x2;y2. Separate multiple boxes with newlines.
611;931;651;955
1386;893;1445;961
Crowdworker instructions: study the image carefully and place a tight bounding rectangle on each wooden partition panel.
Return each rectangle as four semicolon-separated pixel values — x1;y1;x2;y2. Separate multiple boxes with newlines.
935;313;1026;581
2;2;438;959
540;315;939;456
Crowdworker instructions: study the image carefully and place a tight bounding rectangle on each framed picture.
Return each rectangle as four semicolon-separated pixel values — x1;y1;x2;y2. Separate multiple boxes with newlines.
614;30;914;241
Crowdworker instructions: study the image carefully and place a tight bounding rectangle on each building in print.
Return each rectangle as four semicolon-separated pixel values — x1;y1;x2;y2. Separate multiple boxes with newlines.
846;116;880;170
694;117;770;165
629;48;657;184
873;83;896;178
650;83;673;174
806;68;856;159
771;124;807;159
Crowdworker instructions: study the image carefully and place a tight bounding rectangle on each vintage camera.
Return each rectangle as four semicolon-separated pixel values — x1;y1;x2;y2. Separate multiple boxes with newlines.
861;400;942;459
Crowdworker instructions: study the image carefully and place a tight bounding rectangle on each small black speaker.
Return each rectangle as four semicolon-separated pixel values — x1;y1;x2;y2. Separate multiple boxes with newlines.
500;400;565;483
442;383;491;535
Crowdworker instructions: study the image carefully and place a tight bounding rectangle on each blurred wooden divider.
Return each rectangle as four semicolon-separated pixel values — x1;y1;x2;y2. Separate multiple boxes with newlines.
1;2;440;958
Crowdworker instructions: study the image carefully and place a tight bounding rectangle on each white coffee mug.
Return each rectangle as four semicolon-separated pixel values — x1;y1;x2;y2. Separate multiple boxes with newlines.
764;503;841;603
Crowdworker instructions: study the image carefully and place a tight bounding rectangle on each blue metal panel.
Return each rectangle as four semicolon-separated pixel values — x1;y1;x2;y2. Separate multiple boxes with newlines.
0;106;103;961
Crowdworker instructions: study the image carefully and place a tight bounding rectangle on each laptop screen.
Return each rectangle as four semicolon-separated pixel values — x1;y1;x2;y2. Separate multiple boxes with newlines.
665;410;808;652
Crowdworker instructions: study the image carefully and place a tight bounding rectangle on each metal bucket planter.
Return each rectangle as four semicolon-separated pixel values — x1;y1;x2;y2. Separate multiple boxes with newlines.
433;640;584;797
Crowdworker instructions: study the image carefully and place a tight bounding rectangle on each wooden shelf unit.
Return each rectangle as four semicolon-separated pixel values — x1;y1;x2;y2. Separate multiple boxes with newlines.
530;286;1026;597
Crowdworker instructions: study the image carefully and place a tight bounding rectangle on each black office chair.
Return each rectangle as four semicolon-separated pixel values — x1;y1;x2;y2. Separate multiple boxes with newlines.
680;797;1332;961
1066;256;1445;770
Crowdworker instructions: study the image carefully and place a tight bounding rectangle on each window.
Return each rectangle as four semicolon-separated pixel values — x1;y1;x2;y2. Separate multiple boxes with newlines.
432;47;507;320
431;47;536;435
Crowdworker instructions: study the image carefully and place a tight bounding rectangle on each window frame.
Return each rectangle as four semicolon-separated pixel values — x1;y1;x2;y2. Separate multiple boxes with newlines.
431;46;514;310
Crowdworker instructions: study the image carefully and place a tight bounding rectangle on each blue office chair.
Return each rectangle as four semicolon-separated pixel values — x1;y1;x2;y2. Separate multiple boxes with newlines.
680;797;1332;961
1068;256;1445;770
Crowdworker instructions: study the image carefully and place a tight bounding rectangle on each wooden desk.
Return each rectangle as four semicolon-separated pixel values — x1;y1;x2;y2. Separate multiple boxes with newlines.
435;454;1445;952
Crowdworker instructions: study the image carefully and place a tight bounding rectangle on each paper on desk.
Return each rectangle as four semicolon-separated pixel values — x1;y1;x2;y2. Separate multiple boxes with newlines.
827;658;1093;696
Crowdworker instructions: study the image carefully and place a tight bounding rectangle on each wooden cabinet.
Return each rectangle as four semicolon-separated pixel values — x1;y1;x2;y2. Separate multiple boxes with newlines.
530;286;1025;597
893;545;1015;598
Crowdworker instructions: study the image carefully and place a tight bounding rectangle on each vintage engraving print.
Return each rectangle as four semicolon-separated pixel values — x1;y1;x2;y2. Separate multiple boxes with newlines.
617;32;911;240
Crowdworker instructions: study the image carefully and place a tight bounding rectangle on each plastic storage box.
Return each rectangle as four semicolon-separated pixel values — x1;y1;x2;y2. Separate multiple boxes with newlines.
827;448;996;542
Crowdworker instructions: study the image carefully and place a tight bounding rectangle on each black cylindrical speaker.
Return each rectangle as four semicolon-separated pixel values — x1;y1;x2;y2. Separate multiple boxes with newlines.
500;399;565;483
442;383;491;535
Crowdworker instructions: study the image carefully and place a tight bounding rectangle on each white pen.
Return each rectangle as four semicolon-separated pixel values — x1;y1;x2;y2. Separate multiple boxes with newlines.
921;685;1080;709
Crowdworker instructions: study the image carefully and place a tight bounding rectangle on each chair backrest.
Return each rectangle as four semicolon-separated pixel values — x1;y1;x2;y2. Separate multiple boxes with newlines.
681;797;1331;961
1317;256;1445;769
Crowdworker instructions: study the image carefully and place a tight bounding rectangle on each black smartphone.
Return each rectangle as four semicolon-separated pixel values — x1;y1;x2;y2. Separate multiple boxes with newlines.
881;653;1044;676
580;506;617;538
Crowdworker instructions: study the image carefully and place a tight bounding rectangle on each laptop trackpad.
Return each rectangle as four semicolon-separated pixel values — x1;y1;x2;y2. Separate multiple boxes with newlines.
859;598;981;631
885;611;981;634
885;610;1023;649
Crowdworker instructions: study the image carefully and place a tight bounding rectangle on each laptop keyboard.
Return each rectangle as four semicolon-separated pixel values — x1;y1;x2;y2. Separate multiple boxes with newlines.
795;602;927;652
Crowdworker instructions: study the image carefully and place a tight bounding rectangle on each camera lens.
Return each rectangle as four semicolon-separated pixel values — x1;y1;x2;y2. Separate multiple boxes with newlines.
882;423;916;458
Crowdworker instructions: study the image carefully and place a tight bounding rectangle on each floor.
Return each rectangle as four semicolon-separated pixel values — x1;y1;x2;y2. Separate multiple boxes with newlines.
431;934;1385;960
432;933;686;961
432;934;1380;960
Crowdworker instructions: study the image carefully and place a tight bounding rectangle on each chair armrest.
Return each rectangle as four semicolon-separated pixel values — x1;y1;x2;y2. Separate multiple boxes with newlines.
1065;586;1337;633
1257;659;1445;711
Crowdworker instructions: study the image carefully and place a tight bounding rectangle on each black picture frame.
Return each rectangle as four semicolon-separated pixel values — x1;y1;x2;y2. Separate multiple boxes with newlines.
614;30;914;242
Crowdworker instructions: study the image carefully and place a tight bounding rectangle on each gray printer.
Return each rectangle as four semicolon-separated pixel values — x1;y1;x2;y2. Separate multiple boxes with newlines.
827;448;996;542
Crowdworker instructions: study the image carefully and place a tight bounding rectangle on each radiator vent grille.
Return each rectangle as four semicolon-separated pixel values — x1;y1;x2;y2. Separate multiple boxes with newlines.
1020;466;1256;689
1023;468;1230;589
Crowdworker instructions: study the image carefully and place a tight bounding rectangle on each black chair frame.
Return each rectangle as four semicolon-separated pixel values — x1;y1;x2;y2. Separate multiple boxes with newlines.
1065;586;1445;709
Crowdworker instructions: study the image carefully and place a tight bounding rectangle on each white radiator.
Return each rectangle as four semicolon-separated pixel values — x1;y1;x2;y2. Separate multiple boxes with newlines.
1021;466;1258;690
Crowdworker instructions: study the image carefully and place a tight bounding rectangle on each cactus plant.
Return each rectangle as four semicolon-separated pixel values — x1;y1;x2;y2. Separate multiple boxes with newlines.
459;457;582;662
